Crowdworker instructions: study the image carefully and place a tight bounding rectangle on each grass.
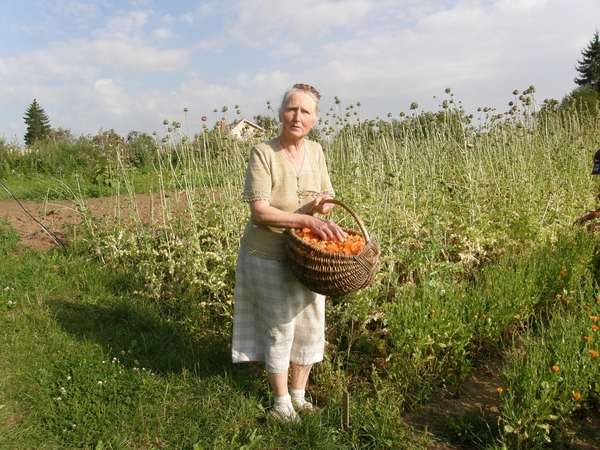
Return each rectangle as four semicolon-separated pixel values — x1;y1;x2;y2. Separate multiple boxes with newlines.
0;249;418;449
2;89;600;448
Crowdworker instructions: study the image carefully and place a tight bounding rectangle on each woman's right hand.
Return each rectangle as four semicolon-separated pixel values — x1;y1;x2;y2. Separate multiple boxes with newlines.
309;217;346;242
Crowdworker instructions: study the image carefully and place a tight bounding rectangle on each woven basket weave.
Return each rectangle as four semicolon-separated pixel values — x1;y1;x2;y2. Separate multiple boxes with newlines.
286;199;380;297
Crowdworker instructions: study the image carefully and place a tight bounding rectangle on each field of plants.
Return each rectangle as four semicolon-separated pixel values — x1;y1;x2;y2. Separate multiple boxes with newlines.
1;88;600;449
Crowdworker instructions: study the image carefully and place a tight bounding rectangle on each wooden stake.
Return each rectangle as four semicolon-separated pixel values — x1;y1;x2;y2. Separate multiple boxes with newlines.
342;390;350;430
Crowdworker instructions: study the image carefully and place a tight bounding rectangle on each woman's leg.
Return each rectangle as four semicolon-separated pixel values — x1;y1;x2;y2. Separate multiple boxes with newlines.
268;370;289;397
268;370;298;422
290;363;314;410
290;362;312;389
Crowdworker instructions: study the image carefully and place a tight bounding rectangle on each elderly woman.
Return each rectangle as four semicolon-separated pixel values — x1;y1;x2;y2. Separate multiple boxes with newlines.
232;83;345;422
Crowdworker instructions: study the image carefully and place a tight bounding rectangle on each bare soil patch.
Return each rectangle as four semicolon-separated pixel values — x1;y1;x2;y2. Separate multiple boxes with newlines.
0;193;183;251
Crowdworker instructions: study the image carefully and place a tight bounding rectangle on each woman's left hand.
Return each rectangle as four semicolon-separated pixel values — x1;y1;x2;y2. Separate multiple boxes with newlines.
311;195;334;215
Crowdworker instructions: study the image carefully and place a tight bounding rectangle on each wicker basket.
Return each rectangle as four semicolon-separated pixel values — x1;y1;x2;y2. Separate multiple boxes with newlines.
286;199;380;297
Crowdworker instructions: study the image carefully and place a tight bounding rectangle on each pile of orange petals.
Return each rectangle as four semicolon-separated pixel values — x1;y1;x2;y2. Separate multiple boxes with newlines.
296;228;366;255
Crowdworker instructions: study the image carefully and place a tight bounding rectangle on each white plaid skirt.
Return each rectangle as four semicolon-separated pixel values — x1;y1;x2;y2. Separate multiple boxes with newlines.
231;246;325;373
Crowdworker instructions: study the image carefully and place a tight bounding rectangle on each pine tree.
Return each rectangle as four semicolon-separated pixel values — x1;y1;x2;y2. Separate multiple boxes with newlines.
575;31;600;94
23;99;51;146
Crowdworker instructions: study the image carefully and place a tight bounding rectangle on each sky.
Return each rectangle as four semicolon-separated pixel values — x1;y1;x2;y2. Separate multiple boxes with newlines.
0;0;598;146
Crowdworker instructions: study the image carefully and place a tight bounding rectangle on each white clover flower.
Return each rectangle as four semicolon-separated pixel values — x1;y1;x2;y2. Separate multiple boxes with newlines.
98;381;103;385
60;387;66;395
3;286;9;291
67;376;71;381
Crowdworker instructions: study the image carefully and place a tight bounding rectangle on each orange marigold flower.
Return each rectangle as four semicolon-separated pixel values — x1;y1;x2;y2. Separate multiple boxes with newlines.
585;336;591;342
584;305;592;311
590;350;599;357
579;259;585;264
573;393;581;400
552;365;560;372
593;325;599;332
560;269;567;276
496;387;503;394
297;229;366;255
589;316;599;322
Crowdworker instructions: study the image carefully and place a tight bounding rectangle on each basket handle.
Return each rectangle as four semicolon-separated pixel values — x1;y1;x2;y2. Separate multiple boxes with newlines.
311;199;371;242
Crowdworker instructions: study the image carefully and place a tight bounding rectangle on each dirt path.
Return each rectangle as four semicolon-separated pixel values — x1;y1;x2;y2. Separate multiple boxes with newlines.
0;193;180;251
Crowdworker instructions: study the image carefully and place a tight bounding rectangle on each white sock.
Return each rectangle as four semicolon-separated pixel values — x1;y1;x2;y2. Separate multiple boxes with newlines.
289;388;309;408
273;393;295;412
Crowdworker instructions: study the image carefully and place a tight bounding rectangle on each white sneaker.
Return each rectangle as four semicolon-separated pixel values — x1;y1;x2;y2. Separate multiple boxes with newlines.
269;405;300;423
294;400;315;412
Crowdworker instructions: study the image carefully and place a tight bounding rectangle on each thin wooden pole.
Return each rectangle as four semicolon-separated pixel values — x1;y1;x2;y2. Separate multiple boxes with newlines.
342;390;350;430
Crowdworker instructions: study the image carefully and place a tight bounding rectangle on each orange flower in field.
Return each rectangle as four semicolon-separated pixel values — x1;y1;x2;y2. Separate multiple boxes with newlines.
573;393;581;400
496;387;503;394
585;336;591;342
560;269;567;276
579;259;585;264
584;305;592;311
589;316;599;322
552;365;560;372
592;325;599;332
590;350;598;357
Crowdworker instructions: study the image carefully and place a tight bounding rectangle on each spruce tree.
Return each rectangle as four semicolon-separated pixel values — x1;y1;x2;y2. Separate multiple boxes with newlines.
23;99;51;146
575;31;600;94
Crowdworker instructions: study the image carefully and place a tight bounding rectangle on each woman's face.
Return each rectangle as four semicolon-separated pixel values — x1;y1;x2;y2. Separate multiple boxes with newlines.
280;92;317;141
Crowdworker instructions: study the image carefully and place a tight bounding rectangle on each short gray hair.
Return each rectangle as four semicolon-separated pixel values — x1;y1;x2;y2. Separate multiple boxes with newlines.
278;83;321;119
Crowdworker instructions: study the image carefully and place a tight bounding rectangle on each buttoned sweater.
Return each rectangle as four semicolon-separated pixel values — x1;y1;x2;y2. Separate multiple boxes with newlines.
241;138;335;260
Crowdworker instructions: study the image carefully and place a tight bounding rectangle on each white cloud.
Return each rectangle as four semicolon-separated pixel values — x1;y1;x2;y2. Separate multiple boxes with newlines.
0;39;190;86
93;11;151;41
91;78;130;117
153;27;174;41
229;0;374;51
58;1;102;23
181;12;194;25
